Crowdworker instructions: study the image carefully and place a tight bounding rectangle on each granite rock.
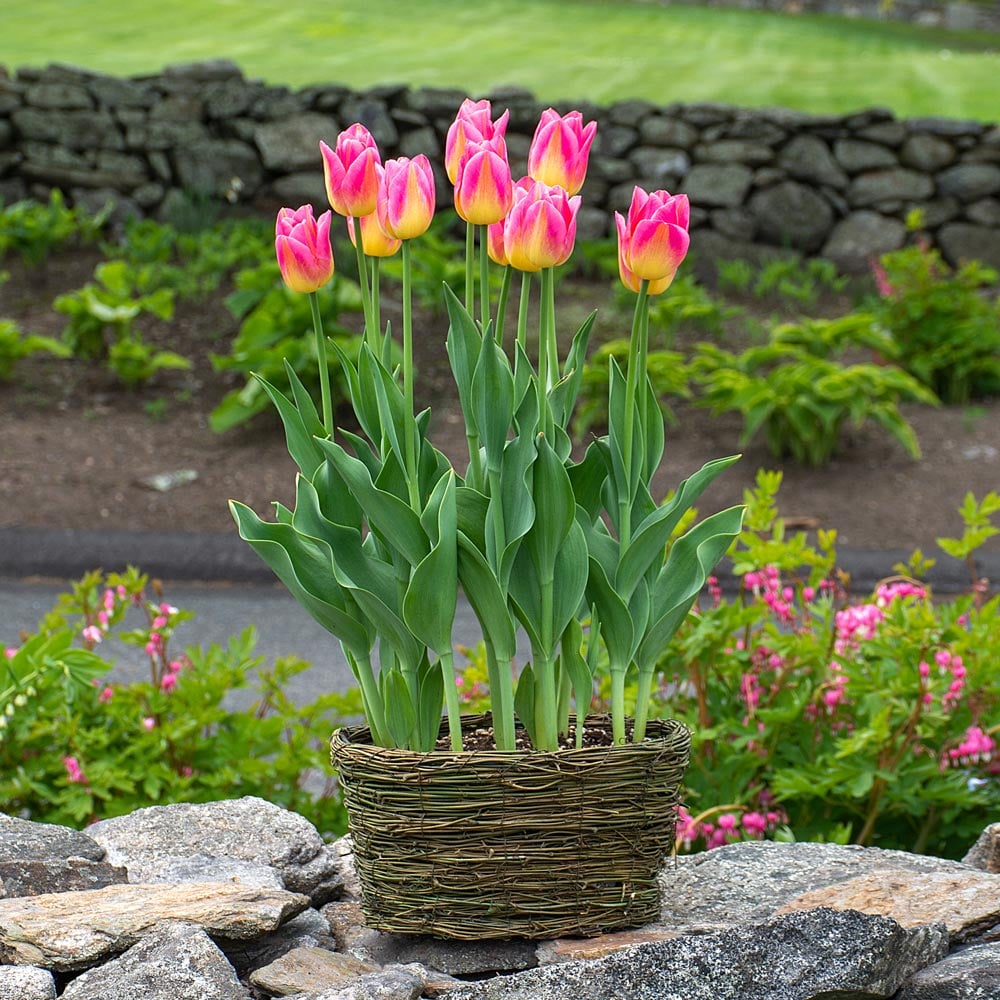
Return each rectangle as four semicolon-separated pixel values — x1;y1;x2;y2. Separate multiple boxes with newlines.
59;924;251;1000
821;210;907;272
0;964;56;1000
0;814;104;864
658;840;975;931
0;858;127;898
0;881;310;971
895;942;1000;999
776;867;1000;942
438;909;948;1000
86;797;343;903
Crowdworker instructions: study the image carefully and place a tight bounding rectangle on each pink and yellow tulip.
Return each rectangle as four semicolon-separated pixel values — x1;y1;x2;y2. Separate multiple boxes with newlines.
348;165;402;257
445;98;510;185
321;124;382;219
527;108;597;197
376;155;436;241
503;178;580;273
614;186;690;294
274;204;334;293
453;134;514;226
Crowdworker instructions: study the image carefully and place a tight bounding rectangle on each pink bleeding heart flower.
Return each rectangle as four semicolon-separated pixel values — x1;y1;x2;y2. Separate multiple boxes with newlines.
320;124;382;218
454;134;514;226
275;205;335;294
528;108;597;197
377;155;436;241
445;98;510;185
503;178;580;273
615;186;690;295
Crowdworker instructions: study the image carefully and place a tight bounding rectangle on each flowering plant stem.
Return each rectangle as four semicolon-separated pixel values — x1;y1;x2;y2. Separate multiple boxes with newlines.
401;241;420;510
308;291;334;437
465;222;475;314
618;279;650;546
353;232;378;354
479;226;490;334
495;265;511;345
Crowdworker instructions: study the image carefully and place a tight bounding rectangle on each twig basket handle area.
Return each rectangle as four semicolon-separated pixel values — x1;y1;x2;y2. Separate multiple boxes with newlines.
330;713;691;939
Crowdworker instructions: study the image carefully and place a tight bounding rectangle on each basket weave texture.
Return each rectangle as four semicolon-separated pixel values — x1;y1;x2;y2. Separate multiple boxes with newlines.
330;713;691;939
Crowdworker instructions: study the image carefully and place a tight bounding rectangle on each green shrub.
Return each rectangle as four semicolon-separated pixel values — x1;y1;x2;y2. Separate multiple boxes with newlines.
210;262;365;432
54;260;188;387
690;314;937;466
717;256;848;307
1;568;356;835
0;191;108;266
871;244;1000;405
0;319;70;380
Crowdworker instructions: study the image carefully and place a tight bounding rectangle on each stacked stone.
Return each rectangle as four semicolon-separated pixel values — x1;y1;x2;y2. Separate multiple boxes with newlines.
0;61;998;273
4;798;1000;998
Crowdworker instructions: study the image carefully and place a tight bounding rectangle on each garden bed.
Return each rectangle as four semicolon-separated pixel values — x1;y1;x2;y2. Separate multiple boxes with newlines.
2;242;998;561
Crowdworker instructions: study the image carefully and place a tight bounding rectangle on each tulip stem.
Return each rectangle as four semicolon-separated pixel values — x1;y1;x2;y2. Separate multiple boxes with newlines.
542;268;558;392
618;279;650;548
495;265;511;345
479;225;490;335
465;222;475;317
371;258;381;349
401;240;420;511
308;291;334;437
440;649;465;752
353;227;377;356
516;271;532;357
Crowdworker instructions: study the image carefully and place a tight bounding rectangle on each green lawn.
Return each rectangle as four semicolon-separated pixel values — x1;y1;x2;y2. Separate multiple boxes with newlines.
3;0;998;119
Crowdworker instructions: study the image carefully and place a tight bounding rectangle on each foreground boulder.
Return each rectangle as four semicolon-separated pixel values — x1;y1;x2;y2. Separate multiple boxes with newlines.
438;909;947;1000
86;797;343;903
0;881;310;971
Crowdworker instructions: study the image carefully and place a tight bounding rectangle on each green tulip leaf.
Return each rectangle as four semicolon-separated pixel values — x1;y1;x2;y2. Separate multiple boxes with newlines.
229;501;371;657
457;531;518;662
416;653;445;750
444;284;482;438
549;310;596;429
403;472;458;656
381;666;416;749
617;455;742;598
253;371;324;479
472;334;515;470
513;661;537;749
317;437;428;568
637;505;746;672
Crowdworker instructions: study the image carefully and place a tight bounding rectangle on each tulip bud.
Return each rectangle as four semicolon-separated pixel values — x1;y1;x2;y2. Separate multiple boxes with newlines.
377;155;436;241
445;98;511;185
321;124;382;218
275;205;335;293
454;135;514;226
487;218;509;266
503;178;580;273
614;186;690;294
527;108;597;196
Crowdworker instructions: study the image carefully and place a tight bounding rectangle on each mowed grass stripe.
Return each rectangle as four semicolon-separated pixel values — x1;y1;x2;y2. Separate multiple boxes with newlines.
2;0;997;119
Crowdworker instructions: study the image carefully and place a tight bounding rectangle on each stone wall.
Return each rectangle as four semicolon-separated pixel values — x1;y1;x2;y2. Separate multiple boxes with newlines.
2;61;999;272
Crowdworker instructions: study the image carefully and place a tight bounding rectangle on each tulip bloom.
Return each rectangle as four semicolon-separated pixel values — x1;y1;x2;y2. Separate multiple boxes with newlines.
348;164;401;257
445;98;510;185
454;135;514;226
275;205;334;293
503;179;580;273
321;124;382;218
615;186;690;294
486;218;509;266
377;155;436;241
527;108;597;197
348;212;402;258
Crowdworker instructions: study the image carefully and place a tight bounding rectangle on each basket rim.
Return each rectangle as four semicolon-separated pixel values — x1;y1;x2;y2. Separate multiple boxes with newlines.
331;711;691;763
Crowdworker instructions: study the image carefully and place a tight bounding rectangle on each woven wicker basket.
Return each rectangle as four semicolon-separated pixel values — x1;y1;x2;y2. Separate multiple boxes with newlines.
330;713;690;939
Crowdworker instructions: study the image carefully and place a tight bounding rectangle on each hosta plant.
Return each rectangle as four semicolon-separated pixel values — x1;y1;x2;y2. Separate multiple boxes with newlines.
231;101;745;753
